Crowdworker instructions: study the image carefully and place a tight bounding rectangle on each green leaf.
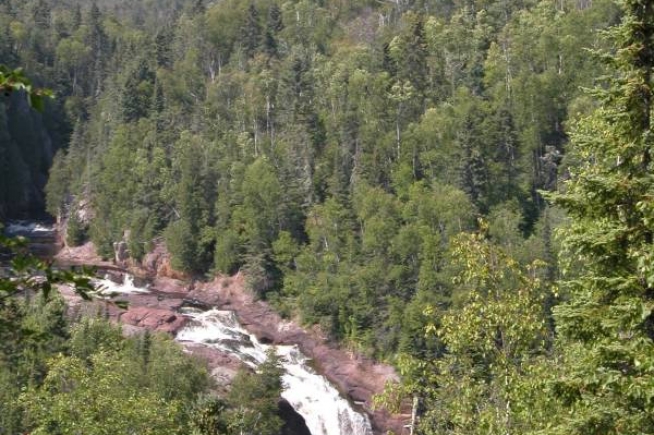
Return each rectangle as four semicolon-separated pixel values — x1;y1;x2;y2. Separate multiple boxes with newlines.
28;94;45;112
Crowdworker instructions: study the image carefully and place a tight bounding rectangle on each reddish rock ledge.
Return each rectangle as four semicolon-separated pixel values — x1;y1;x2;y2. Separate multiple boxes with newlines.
119;306;188;334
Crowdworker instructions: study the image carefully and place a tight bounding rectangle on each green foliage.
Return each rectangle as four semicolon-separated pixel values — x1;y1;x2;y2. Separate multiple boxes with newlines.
226;349;284;435
166;218;199;272
545;0;654;432
0;235;216;435
0;237;95;305
45;150;70;218
378;226;557;434
236;158;285;251
191;395;230;435
19;317;212;434
66;212;87;247
214;228;243;274
0;65;53;112
420;227;552;434
2;0;615;370
0;296;215;435
0;236;89;431
0;292;73;432
21;352;186;435
7;0;654;433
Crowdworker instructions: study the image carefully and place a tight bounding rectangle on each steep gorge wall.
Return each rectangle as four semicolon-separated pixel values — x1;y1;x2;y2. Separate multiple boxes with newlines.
0;95;65;220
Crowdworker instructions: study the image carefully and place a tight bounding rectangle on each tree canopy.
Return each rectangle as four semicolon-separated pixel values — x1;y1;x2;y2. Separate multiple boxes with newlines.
3;0;654;433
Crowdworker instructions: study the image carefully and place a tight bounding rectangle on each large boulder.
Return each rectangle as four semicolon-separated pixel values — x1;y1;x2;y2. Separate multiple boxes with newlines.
142;242;187;279
119;306;188;334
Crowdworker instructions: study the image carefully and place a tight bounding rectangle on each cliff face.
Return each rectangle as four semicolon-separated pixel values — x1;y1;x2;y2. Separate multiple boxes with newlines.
55;241;410;435
0;95;64;220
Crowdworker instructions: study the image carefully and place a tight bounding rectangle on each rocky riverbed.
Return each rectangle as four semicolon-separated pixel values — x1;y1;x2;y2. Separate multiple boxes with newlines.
54;241;410;435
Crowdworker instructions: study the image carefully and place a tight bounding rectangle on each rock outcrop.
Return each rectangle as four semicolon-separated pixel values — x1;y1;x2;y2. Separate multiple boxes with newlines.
55;241;111;267
113;240;129;265
119;306;188;334
142;242;188;280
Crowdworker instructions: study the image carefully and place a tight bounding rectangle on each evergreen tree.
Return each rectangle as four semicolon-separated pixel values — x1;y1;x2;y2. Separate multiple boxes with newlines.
191;395;229;435
268;4;283;33
226;349;284;435
121;61;155;123
190;0;206;15
264;4;283;58
86;2;107;96
66;211;87;247
45;149;69;218
31;0;50;29
243;3;262;59
72;5;82;30
548;0;654;432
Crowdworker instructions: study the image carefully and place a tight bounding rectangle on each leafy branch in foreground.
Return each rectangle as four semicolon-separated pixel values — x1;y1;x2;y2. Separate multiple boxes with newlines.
375;224;555;434
0;231;129;333
0;233;94;299
0;65;53;112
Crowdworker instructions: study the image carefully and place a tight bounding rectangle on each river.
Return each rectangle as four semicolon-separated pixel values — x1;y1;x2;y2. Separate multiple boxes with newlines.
91;276;374;435
5;221;376;435
177;308;373;435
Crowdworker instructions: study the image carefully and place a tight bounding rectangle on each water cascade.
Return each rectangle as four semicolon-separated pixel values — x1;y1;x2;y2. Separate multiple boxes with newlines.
3;220;59;257
86;275;374;435
4;221;56;235
177;309;374;435
92;274;150;296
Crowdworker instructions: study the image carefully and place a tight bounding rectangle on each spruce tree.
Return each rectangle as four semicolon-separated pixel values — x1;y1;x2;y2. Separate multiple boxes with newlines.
264;4;283;58
243;3;262;59
32;0;50;29
549;0;654;432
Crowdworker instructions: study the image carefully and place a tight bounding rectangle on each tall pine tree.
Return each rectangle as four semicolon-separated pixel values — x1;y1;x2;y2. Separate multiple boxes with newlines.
549;0;654;432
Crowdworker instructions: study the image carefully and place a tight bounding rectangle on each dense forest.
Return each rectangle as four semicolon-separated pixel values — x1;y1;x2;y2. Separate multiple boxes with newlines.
7;0;617;355
1;0;654;433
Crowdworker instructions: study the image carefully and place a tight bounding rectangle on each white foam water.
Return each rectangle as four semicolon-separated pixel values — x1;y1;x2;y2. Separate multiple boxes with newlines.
4;221;55;235
92;274;150;296
177;309;374;435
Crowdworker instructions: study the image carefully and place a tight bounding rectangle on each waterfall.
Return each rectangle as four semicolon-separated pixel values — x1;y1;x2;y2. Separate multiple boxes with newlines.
85;274;375;435
177;308;374;435
92;274;149;296
6;221;379;435
3;220;55;235
3;220;59;257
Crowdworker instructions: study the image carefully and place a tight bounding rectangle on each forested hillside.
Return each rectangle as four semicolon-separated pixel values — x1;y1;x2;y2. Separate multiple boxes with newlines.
4;0;613;358
3;0;654;432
